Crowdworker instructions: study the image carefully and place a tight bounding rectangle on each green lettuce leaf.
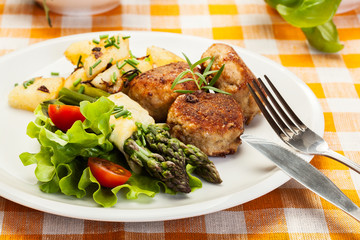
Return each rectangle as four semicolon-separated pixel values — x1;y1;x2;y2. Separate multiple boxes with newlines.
20;97;203;207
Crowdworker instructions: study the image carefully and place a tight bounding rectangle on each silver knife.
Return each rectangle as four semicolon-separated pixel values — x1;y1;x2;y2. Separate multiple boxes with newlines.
241;134;360;222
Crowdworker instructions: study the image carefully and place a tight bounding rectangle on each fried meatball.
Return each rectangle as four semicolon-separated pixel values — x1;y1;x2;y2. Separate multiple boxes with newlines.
127;62;199;122
201;43;260;124
167;91;244;156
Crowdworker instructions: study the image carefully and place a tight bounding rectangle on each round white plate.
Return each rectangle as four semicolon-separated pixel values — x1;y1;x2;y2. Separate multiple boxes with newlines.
0;31;324;222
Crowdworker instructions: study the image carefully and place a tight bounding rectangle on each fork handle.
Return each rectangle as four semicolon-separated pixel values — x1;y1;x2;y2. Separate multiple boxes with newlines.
323;150;360;174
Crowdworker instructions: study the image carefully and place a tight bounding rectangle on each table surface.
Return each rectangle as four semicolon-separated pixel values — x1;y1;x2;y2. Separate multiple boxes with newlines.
1;0;360;239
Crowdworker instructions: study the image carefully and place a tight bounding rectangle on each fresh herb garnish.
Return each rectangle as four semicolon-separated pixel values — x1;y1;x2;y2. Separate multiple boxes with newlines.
171;54;229;95
124;59;140;72
51;72;59;76
92;59;102;69
111;72;117;84
73;78;82;87
122;36;131;40
129;50;137;59
92;39;100;44
122;69;141;87
23;78;35;89
112;106;132;119
99;34;109;40
116;61;126;70
76;55;83;68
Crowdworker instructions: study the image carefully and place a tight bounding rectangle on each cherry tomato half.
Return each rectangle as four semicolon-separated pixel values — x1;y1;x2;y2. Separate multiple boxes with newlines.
88;157;132;188
48;104;86;132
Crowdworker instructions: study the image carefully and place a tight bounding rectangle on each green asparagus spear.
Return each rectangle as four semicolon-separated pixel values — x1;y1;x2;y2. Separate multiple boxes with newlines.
58;87;96;105
123;135;191;193
144;124;222;184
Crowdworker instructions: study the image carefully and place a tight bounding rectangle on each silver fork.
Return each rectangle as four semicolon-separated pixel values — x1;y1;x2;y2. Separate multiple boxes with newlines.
248;75;360;174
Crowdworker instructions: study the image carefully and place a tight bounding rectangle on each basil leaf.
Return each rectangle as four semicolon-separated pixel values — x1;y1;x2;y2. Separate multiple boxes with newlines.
302;20;344;53
275;0;341;28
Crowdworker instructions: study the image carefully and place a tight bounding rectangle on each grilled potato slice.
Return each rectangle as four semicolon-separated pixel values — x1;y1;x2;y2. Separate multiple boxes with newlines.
83;35;130;79
146;46;185;67
64;40;96;66
8;77;64;111
64;68;89;89
91;58;153;93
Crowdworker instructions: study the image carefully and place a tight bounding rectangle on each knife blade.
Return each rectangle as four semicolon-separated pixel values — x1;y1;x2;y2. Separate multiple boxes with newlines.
241;134;360;222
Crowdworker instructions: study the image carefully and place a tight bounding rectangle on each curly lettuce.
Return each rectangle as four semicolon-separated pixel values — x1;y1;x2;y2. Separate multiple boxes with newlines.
20;97;202;207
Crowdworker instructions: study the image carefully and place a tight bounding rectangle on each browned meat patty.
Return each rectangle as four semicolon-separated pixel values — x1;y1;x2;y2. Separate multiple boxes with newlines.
201;43;260;124
127;62;199;122
167;91;244;156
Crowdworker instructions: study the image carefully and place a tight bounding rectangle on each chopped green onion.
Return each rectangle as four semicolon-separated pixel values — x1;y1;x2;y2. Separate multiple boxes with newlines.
14;83;18;87
111;72;117;84
104;42;113;48
99;34;109;40
51;72;59;76
78;85;85;94
92;39;100;44
117;36;120;44
113;43;120;49
129;50;136;59
89;67;93;76
126;58;139;65
73;78;82;87
114;109;131;119
124;59;140;70
126;72;137;82
122;36;131;40
23;78;35;89
117;61;126;70
145;57;151;62
77;55;83;68
92;59;102;69
109;58;113;64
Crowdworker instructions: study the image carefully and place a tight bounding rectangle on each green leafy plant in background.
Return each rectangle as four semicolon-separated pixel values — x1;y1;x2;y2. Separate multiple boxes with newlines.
42;0;52;27
265;0;343;53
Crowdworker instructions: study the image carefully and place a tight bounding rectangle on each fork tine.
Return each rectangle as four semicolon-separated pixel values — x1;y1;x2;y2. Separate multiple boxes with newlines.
257;76;303;133
263;75;306;130
251;78;294;137
247;80;290;139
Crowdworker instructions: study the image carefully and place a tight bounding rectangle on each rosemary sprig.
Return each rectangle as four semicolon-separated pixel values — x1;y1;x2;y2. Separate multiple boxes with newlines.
171;53;229;95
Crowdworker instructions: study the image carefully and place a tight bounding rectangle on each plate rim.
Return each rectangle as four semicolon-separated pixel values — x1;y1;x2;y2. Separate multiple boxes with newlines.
0;31;324;222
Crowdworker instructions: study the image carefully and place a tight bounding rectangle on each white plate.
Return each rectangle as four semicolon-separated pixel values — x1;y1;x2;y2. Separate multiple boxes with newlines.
0;31;324;222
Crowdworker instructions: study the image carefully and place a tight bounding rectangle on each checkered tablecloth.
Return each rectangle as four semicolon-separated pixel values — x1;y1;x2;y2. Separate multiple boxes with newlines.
1;0;360;239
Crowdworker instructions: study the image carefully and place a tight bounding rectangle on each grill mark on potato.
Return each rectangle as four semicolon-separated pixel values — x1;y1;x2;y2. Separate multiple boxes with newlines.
92;47;103;59
37;85;49;93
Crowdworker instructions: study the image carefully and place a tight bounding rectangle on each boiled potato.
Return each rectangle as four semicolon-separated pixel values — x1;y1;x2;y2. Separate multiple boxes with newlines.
64;40;96;66
91;58;153;93
84;35;130;79
91;65;123;93
63;68;89;89
146;46;185;67
8;77;64;112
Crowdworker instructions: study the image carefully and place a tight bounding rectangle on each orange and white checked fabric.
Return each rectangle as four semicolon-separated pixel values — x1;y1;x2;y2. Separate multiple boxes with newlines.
1;0;360;239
